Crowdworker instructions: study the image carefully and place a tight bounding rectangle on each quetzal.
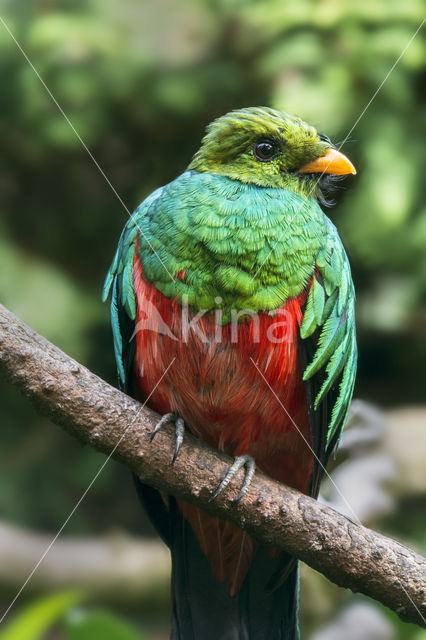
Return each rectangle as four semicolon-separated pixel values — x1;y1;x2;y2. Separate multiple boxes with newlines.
103;107;357;640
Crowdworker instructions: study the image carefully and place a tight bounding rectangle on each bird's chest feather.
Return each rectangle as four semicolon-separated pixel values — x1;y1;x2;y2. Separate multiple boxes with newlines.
133;253;313;492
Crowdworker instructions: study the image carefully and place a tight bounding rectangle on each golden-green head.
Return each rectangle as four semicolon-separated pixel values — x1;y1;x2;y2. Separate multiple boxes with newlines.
188;106;355;198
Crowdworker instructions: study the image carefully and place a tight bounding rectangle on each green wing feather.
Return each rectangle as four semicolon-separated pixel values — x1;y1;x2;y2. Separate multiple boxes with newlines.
102;187;164;385
300;218;357;448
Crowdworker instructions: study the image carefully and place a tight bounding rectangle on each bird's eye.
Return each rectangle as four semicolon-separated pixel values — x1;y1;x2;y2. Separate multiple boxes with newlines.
254;140;276;162
318;133;331;144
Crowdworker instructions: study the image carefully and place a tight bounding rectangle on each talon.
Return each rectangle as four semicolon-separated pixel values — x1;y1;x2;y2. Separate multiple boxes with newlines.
172;416;184;464
150;412;175;442
209;455;255;503
150;412;185;463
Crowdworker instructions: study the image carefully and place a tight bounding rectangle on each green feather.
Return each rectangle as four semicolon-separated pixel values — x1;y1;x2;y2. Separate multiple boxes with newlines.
320;288;338;324
300;218;357;445
328;337;357;442
303;312;345;380
314;332;351;407
311;277;325;325
110;280;125;385
300;288;317;339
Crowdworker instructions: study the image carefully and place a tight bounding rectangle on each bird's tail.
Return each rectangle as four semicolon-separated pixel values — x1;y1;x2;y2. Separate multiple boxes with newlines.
168;498;299;640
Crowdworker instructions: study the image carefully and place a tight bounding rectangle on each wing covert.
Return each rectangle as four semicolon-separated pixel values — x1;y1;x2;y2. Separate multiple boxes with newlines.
102;187;164;388
300;219;357;453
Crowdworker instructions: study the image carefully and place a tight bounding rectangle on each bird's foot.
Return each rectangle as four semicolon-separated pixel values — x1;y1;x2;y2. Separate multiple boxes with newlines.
209;454;255;503
150;412;185;464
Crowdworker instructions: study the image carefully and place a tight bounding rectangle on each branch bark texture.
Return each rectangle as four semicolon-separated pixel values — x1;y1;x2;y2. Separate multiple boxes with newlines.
0;304;425;626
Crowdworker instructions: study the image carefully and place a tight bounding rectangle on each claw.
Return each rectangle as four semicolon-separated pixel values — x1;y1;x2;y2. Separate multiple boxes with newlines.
150;412;185;463
209;454;255;503
172;416;184;463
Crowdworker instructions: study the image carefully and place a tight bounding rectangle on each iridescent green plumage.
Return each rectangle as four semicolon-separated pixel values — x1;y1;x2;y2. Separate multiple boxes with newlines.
104;108;356;447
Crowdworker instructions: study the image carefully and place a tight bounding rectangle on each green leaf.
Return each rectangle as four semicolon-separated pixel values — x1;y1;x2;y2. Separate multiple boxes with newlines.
0;591;84;640
64;609;146;640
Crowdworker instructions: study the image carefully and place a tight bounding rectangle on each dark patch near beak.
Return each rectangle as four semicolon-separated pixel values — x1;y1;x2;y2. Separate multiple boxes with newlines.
318;133;331;144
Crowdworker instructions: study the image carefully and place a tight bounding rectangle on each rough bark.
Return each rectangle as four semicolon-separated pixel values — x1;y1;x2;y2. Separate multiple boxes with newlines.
0;303;424;626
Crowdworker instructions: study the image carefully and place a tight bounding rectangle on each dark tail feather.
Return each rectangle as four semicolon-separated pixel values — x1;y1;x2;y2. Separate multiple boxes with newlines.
134;478;299;639
169;497;299;640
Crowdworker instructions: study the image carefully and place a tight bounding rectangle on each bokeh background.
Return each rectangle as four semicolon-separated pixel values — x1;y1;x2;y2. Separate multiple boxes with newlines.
0;1;425;639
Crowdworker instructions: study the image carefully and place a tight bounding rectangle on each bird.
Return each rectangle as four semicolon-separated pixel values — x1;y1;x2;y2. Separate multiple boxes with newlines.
103;106;357;640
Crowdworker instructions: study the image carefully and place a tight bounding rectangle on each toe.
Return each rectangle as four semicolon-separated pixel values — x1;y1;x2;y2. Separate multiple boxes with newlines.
210;455;255;502
150;412;175;442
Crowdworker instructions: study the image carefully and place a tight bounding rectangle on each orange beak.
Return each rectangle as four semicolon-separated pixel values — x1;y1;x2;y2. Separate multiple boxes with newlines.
298;148;356;176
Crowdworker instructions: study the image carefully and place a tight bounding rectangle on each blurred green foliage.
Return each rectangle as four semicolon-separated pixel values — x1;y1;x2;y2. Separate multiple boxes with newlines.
0;0;424;638
0;591;83;640
0;591;146;640
63;607;146;640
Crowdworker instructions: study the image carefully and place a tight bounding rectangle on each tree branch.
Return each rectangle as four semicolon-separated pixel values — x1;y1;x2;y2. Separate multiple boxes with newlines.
0;304;424;626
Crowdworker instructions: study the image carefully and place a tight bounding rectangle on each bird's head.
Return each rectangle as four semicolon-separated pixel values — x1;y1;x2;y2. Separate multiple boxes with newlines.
188;106;355;201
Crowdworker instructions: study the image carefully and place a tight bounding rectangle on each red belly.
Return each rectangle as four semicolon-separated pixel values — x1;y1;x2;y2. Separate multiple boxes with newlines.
132;252;313;592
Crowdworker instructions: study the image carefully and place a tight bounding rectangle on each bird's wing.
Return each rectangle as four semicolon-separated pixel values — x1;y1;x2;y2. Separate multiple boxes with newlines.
102;186;175;545
299;218;357;496
102;187;164;389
